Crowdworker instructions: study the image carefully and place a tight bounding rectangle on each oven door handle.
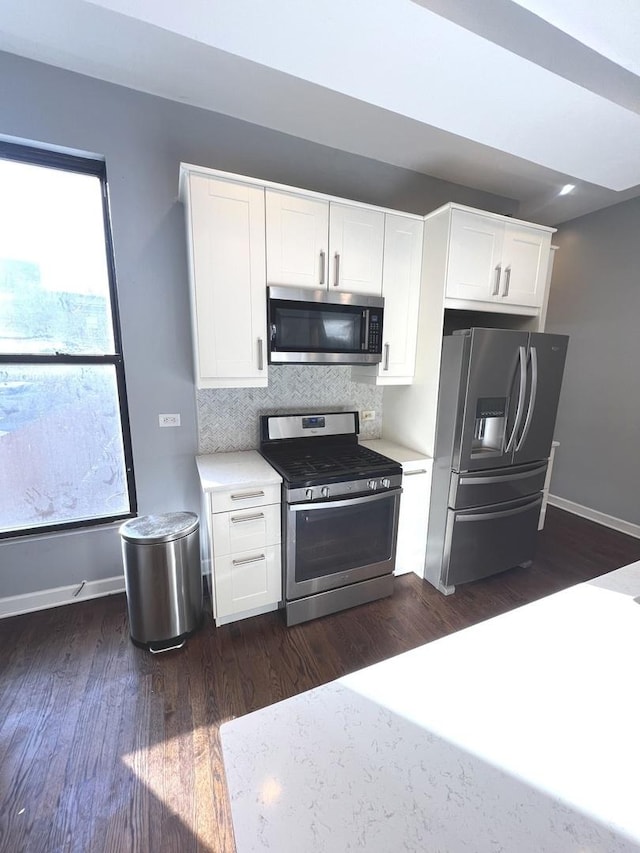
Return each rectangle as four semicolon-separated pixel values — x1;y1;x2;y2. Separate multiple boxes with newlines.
289;488;402;512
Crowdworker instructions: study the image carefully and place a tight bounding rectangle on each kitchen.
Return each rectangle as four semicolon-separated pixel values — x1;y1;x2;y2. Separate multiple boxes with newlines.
2;1;640;851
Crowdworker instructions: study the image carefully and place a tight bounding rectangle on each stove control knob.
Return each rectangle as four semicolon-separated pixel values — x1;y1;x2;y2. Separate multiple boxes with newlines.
306;489;314;500
368;479;378;490
381;478;391;488
321;486;330;498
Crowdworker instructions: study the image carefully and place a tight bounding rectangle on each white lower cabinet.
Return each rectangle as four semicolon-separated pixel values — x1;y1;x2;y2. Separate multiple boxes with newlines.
214;546;281;622
395;461;432;577
360;440;432;577
196;452;282;627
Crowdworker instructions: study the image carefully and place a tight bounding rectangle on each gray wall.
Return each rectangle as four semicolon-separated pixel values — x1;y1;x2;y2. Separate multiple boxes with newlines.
0;49;514;599
545;197;640;525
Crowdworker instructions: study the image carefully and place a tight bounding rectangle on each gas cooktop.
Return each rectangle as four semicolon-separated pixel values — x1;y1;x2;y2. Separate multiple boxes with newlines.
259;412;402;491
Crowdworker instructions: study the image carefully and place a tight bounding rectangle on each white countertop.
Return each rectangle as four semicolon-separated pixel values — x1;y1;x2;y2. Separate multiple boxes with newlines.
221;562;640;852
196;450;281;492
360;438;432;467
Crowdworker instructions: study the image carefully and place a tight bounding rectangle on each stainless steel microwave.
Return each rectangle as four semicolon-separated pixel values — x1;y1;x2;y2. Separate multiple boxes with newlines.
267;286;384;365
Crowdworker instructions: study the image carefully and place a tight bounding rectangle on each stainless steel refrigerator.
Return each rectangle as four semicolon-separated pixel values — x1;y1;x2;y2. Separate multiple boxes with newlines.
425;327;568;594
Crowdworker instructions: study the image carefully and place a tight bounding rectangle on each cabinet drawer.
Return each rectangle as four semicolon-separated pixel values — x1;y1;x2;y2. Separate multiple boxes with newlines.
214;545;282;619
210;483;281;514
212;503;281;557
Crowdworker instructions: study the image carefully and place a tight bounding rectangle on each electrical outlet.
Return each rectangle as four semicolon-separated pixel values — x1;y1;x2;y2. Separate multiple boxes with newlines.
159;413;181;428
361;410;376;422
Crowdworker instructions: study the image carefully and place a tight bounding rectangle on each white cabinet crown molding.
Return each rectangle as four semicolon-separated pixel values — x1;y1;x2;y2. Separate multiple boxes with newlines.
425;201;556;234
179;162;424;220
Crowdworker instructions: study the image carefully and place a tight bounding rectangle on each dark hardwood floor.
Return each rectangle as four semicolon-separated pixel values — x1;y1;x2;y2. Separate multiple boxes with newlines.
1;506;640;853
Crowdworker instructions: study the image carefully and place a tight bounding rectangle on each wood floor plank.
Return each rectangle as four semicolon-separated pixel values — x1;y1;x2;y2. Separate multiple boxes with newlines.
1;506;640;853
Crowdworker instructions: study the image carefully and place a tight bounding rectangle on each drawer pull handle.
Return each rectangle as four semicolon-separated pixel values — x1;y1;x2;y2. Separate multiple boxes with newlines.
230;491;265;501
232;554;265;566
404;469;427;476
231;513;265;524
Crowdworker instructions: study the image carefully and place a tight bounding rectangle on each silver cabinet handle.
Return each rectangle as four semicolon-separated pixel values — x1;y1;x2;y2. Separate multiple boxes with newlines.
502;265;511;297
404;469;427;476
230;490;265;501
383;343;390;371
492;264;501;296
505;345;527;452
516;346;538;451
257;337;264;370
319;250;326;285
232;553;265;566
231;512;265;524
333;252;340;287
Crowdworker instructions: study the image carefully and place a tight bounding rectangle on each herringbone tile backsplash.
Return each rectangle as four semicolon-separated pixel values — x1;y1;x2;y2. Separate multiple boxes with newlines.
197;365;383;453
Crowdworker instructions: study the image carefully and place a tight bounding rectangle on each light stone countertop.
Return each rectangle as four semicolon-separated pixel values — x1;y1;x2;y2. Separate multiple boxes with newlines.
195;450;281;493
360;438;432;468
221;561;640;852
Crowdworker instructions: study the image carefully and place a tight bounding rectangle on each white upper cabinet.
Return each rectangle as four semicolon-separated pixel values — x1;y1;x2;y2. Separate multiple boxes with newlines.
266;190;384;295
352;213;423;385
182;171;268;388
443;205;553;314
266;192;329;289
328;203;385;295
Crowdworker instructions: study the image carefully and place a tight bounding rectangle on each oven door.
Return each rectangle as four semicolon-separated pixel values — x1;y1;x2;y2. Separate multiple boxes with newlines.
284;489;401;600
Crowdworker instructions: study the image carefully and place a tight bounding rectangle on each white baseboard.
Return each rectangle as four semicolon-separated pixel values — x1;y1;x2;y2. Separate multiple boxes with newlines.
548;494;640;540
0;575;125;620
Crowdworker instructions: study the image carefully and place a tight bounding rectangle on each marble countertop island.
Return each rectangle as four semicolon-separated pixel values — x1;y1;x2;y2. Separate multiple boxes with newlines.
221;562;640;852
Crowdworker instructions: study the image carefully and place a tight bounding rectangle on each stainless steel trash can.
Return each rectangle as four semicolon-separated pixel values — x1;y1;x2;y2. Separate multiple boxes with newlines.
120;512;202;652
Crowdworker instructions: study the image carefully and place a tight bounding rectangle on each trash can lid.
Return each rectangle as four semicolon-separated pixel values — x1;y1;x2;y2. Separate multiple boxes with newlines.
119;512;199;544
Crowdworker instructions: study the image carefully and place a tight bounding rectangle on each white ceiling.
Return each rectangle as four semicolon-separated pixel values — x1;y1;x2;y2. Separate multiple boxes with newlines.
2;0;640;224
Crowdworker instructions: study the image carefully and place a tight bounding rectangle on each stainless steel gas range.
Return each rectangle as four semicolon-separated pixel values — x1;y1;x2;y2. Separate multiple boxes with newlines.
259;411;402;626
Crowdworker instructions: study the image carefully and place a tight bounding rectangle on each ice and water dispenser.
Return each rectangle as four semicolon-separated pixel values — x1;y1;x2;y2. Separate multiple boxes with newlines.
472;396;508;458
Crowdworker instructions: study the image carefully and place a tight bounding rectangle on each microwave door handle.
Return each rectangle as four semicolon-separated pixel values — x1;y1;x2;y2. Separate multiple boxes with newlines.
505;345;527;452
363;309;370;351
516;346;538;451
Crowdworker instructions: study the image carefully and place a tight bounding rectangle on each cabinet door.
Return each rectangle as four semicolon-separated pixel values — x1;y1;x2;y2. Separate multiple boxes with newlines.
328;203;384;294
188;175;267;387
379;214;423;381
265;191;329;289
214;545;281;619
446;209;503;301
499;223;551;308
394;465;431;576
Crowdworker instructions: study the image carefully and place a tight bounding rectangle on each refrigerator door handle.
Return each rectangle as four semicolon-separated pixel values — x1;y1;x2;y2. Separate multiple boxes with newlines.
516;346;539;451
459;461;547;486
457;494;542;523
505;345;528;452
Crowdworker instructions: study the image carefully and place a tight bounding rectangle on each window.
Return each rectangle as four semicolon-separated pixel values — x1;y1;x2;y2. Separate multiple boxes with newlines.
0;142;136;537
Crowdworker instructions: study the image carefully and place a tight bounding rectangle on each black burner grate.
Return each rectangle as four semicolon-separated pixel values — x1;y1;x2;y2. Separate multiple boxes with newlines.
260;444;399;486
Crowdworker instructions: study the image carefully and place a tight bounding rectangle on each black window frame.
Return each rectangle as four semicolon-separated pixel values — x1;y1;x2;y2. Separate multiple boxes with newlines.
0;141;137;539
